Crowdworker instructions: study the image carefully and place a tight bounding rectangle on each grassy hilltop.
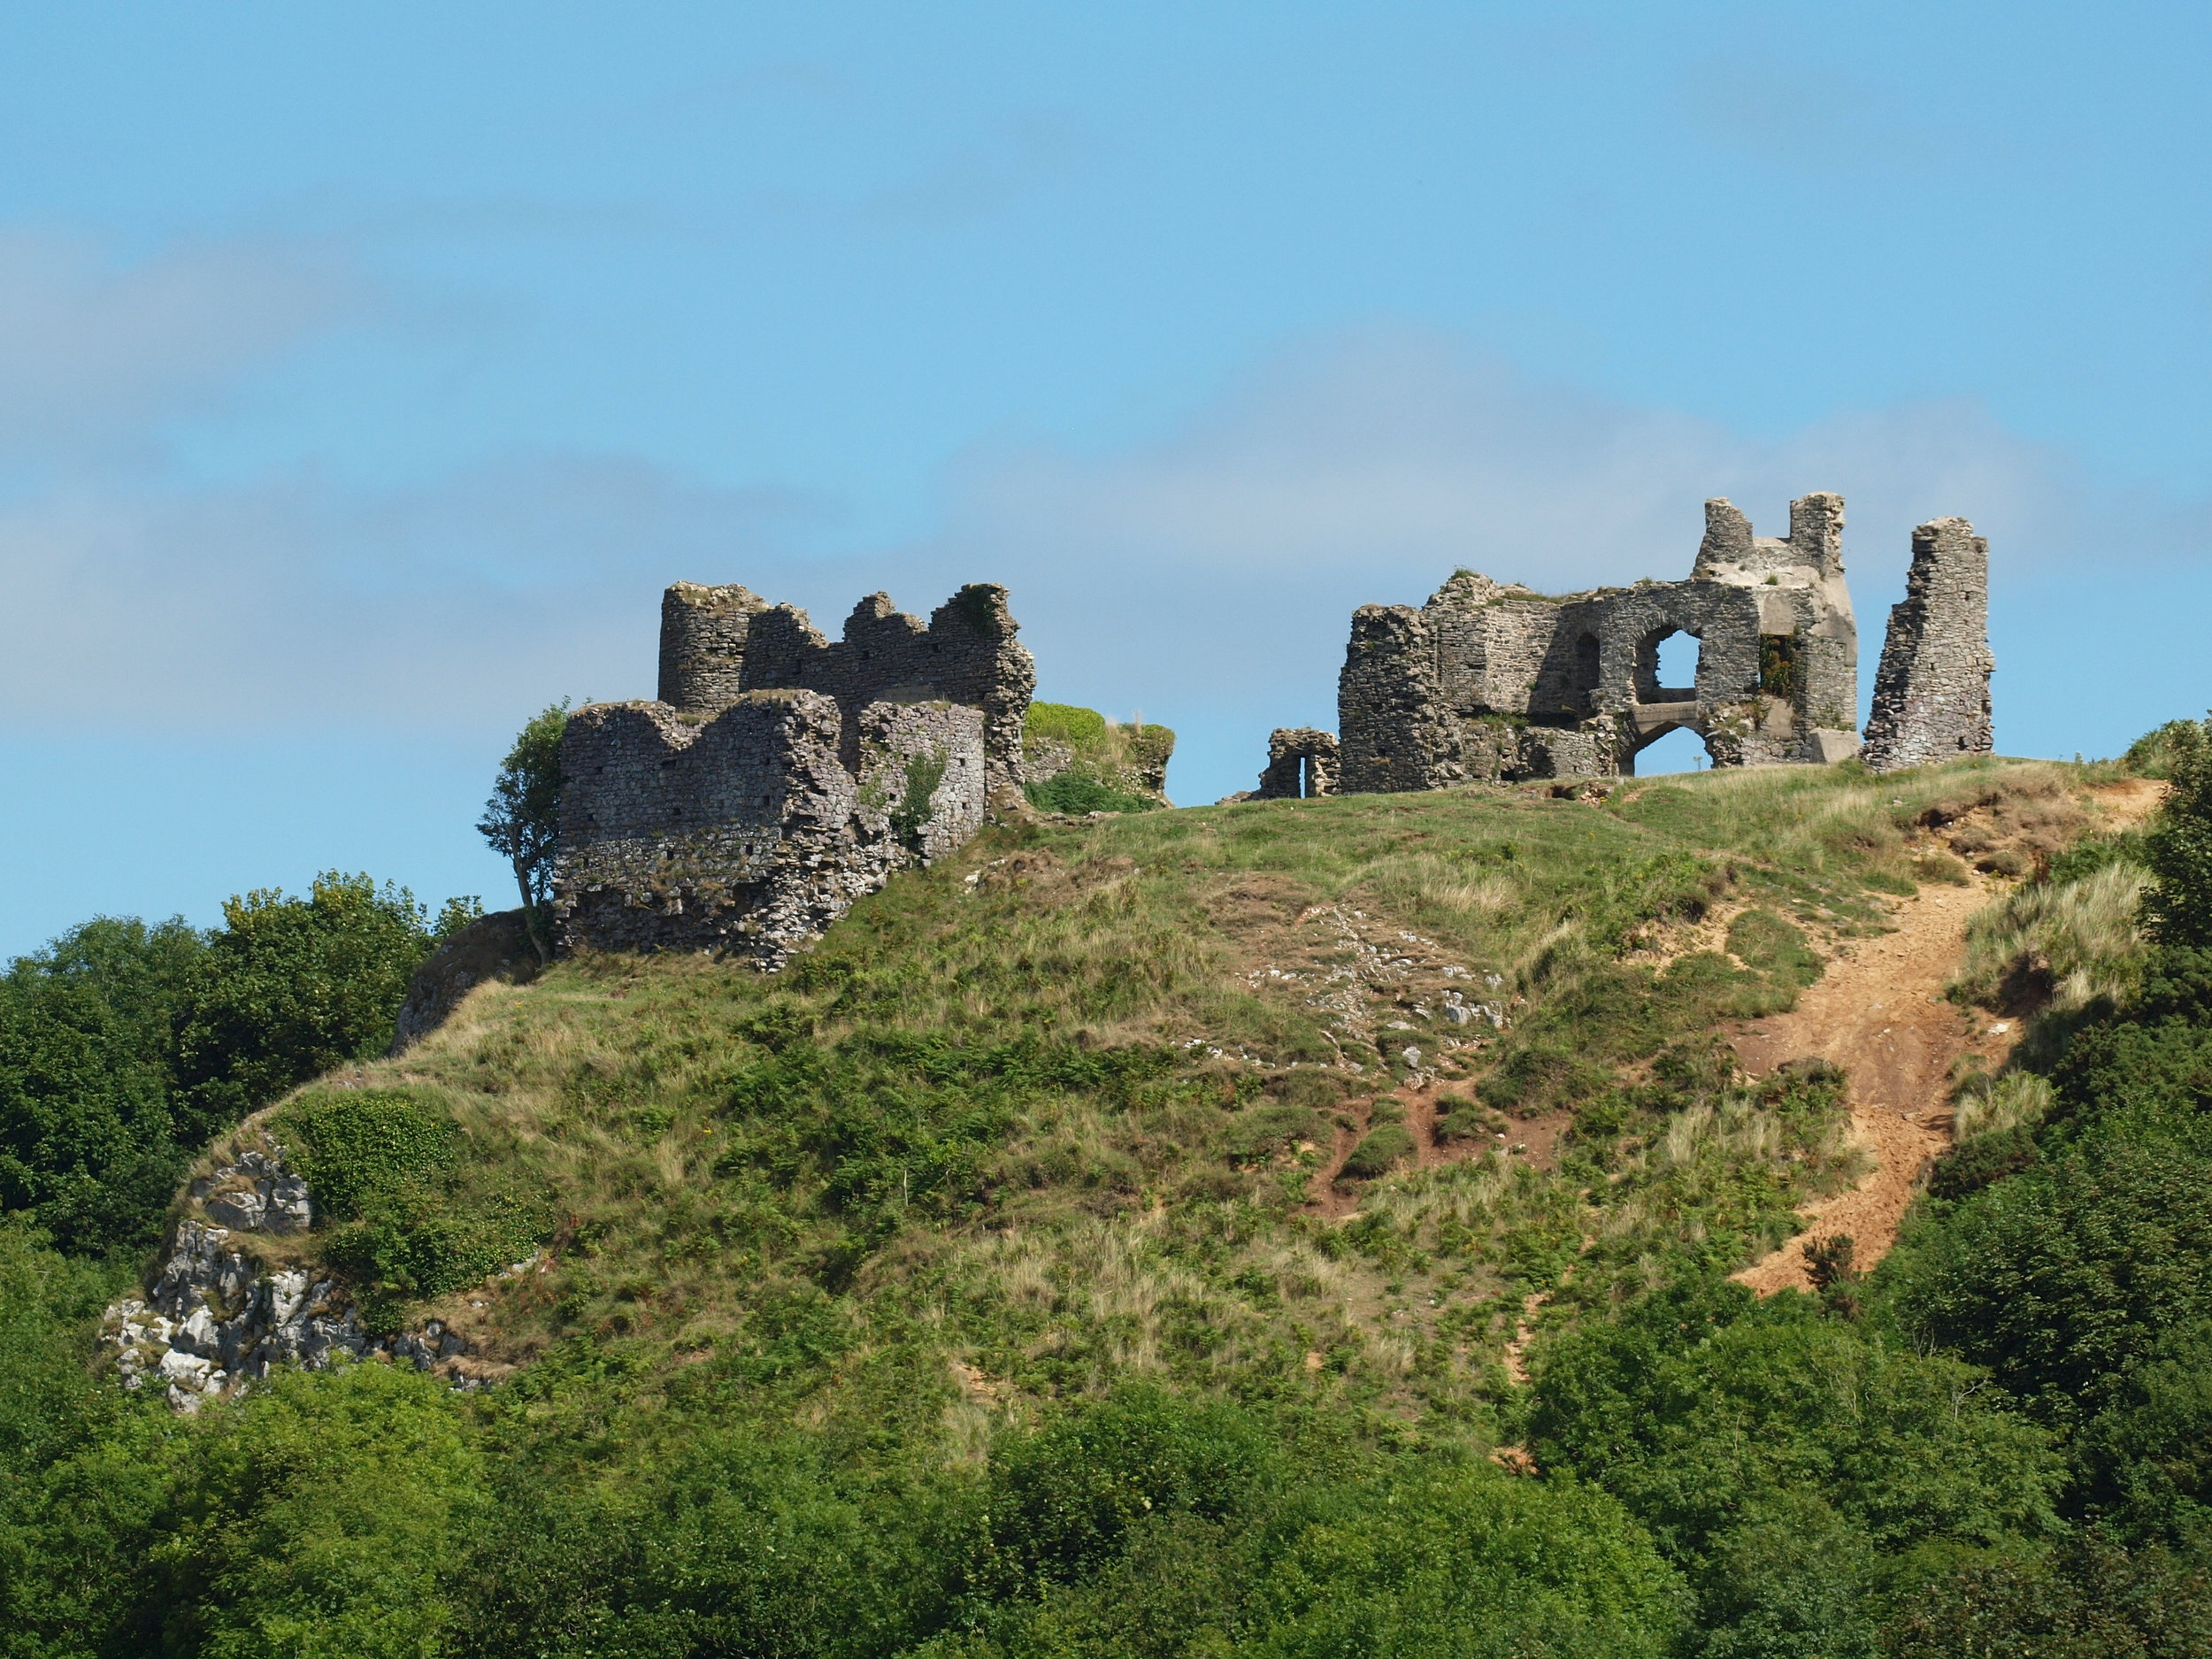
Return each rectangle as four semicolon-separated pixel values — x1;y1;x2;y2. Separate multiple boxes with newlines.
249;757;2092;1413
12;748;2212;1656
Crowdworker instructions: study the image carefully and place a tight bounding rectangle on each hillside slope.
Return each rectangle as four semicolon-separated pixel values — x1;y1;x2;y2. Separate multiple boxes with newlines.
158;757;2119;1422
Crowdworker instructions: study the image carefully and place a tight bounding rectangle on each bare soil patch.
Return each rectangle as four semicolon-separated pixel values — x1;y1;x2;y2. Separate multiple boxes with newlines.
1732;879;1998;1293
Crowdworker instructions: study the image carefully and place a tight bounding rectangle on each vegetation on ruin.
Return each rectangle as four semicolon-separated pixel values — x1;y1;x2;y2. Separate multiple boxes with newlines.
6;741;2212;1653
1020;701;1174;814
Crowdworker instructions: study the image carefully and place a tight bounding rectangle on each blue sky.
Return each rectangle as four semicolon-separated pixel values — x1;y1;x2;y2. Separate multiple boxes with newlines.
5;1;2212;954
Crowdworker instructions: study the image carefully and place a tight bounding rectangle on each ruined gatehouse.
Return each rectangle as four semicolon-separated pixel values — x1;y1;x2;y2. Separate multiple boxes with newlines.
552;581;1035;965
1306;492;1993;791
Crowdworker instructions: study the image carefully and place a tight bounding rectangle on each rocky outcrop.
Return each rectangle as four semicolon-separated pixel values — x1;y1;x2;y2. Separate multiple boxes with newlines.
101;1143;507;1411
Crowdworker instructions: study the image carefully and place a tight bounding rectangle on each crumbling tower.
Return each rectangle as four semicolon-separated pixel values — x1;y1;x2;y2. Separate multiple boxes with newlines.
1861;518;1994;772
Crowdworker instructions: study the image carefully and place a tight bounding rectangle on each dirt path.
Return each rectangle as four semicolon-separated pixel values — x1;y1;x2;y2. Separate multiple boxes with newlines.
1731;879;1993;1293
1732;778;2163;1294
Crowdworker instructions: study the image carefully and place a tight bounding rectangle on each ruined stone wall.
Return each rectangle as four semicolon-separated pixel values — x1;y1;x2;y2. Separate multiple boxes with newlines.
1862;517;1994;772
673;584;1034;797
556;581;1022;965
1254;727;1340;799
1339;604;1466;792
1334;492;1870;792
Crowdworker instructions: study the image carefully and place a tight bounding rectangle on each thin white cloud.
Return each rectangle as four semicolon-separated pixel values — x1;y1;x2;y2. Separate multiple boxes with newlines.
0;229;367;455
916;331;2083;726
0;313;2145;805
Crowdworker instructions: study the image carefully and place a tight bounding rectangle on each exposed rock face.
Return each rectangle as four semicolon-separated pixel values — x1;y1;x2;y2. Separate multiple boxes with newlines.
390;908;534;1053
191;1147;311;1234
1861;517;1995;772
1254;728;1340;799
101;1145;495;1412
554;583;1033;965
1330;493;1871;789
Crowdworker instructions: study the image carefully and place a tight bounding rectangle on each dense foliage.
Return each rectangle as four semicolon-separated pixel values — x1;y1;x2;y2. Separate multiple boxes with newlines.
0;875;448;1256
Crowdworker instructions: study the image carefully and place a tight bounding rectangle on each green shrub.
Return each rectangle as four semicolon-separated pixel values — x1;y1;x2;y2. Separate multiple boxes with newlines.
1340;1123;1417;1179
1954;862;2147;1016
2142;717;2212;949
1022;771;1158;816
1225;1103;1324;1164
273;1089;455;1223
0;918;210;1255
173;873;438;1134
2124;718;2203;780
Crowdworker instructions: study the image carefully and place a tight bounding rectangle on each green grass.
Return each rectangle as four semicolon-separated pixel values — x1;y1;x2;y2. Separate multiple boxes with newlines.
192;757;2110;1440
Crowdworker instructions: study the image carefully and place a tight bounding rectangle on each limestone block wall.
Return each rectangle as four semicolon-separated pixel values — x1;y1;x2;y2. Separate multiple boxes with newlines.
695;584;1035;797
1862;517;1994;772
556;580;1025;966
1334;491;1872;792
1254;728;1340;798
554;690;988;966
659;581;770;714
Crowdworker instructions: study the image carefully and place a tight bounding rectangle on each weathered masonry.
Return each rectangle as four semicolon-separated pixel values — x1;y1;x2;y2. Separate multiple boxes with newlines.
1334;492;1884;789
1861;517;1995;773
1252;727;1340;799
553;582;1035;965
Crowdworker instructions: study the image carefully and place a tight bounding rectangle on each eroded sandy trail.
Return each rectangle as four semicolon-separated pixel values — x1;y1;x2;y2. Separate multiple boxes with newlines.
1731;881;1993;1294
1732;777;2164;1293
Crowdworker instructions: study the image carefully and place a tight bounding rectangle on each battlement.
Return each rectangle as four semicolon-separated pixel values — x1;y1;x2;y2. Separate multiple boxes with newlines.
554;582;1034;966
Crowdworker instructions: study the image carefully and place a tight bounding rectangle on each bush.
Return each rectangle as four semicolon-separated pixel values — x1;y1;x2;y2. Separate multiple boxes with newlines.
1340;1123;1417;1179
275;1089;541;1326
2141;717;2212;949
1225;1102;1324;1164
1953;863;2147;1017
273;1089;456;1223
973;1386;1285;1594
0;918;209;1255
173;873;438;1135
1022;771;1158;816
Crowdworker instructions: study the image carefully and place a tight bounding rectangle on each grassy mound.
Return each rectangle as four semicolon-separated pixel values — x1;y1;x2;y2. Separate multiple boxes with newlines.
184;755;2120;1427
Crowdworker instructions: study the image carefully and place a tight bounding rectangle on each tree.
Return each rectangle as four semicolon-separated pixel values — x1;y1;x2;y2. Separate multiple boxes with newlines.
0;918;209;1256
172;873;436;1137
2140;715;2212;948
476;702;569;964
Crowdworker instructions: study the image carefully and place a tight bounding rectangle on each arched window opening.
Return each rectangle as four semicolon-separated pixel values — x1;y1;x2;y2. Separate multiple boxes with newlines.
1655;630;1700;693
1636;626;1701;702
1634;726;1710;776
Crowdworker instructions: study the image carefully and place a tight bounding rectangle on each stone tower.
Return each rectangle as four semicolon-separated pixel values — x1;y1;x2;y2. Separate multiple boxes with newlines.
1861;517;1994;772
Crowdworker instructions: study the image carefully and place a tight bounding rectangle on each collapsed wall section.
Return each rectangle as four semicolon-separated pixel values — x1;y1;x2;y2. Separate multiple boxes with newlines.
1253;727;1339;799
670;583;1035;801
1861;518;1994;772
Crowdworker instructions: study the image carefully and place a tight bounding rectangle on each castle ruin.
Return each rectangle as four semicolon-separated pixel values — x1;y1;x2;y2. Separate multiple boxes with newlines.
1861;518;1995;772
552;582;1034;965
1310;492;1992;789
